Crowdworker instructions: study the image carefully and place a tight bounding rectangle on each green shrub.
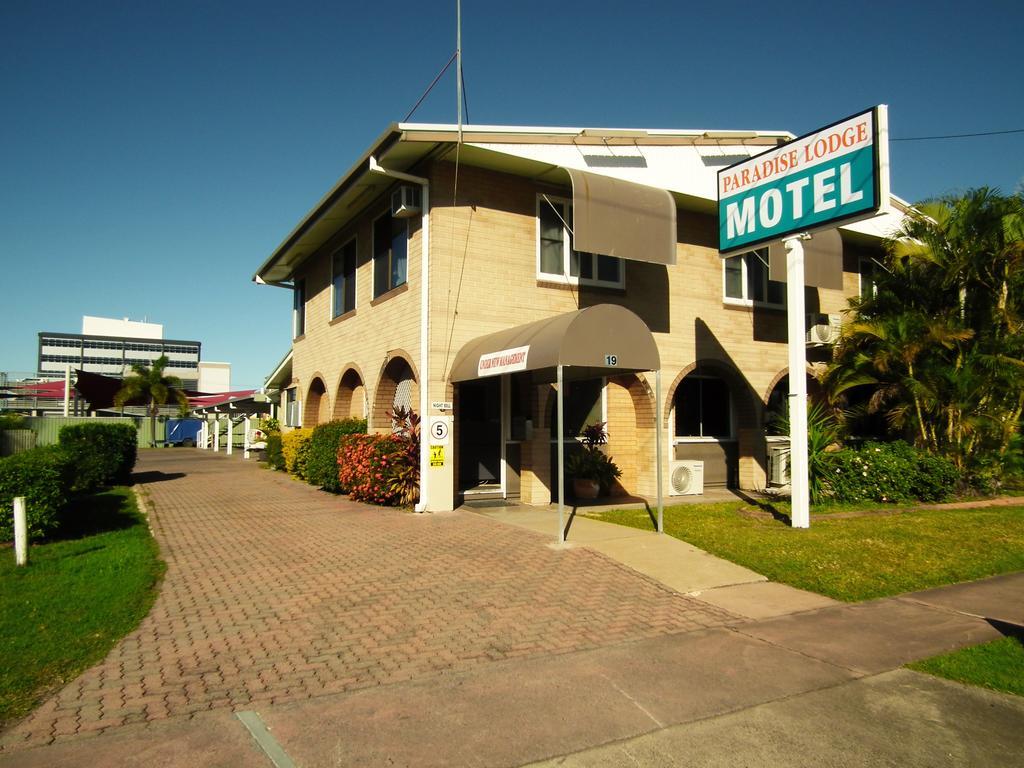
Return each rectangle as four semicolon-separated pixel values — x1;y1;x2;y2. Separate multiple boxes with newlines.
823;441;959;504
912;452;961;502
0;446;75;541
264;432;285;471
305;418;367;491
0;414;27;431
281;428;315;479
58;423;138;492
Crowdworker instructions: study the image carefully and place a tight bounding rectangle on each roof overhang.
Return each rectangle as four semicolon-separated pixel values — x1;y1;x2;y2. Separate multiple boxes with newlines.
449;304;660;383
252;123;797;285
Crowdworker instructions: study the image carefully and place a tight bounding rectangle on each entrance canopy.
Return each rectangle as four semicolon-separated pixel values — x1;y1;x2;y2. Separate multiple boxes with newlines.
449;304;665;545
449;304;660;383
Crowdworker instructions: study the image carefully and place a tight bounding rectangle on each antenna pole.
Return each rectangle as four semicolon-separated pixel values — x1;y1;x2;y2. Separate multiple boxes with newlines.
456;0;462;142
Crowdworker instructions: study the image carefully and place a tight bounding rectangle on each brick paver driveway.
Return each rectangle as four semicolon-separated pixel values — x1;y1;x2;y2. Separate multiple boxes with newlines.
3;450;735;749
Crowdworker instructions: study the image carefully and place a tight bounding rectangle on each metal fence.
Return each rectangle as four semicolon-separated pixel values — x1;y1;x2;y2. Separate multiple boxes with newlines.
0;416;165;455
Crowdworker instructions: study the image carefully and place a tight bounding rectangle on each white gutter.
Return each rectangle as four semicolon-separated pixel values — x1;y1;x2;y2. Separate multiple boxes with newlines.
368;156;431;513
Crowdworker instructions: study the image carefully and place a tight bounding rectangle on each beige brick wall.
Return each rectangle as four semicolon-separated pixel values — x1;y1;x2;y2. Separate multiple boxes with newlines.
286;158;873;505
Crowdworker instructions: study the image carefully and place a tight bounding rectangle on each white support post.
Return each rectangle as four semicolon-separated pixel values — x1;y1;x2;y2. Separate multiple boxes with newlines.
200;419;208;449
226;417;234;456
655;370;664;534
244;416;251;459
63;365;71;417
785;235;811;529
556;365;565;544
14;496;28;566
214;417;220;452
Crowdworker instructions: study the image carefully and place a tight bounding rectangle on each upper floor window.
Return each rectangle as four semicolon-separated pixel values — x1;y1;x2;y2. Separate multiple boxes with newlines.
332;238;357;318
859;256;878;300
723;249;784;308
373;212;407;298
292;278;306;338
537;196;624;289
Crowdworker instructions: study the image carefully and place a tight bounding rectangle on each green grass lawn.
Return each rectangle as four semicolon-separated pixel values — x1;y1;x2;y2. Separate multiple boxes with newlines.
591;501;1024;601
909;636;1024;698
0;487;164;725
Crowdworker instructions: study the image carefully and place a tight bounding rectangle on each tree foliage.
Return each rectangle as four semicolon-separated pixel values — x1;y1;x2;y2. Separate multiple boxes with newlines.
113;355;189;446
824;188;1024;483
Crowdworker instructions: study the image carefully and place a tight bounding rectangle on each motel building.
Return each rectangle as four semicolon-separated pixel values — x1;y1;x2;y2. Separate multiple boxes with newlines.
254;122;906;512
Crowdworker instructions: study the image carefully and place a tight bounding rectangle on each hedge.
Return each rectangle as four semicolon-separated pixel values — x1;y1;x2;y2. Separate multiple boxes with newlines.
823;441;959;504
264;432;285;471
58;423;138;493
305;418;367;491
281;428;315;479
0;446;76;541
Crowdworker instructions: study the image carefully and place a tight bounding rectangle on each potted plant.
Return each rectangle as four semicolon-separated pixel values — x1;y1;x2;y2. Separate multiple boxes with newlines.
565;422;622;499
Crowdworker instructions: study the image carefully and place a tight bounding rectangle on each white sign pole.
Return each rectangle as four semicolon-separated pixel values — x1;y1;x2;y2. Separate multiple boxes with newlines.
14;496;28;566
63;365;71;417
785;235;811;529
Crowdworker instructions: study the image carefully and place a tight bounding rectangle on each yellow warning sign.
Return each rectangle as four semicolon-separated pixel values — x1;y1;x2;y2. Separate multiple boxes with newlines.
430;445;445;467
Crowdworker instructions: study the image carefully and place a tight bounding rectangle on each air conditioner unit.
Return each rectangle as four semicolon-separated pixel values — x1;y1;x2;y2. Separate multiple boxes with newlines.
806;313;842;345
669;460;704;496
767;444;791;486
391;185;422;218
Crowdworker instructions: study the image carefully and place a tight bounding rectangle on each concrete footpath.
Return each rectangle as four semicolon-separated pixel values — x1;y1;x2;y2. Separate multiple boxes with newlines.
1;451;1022;767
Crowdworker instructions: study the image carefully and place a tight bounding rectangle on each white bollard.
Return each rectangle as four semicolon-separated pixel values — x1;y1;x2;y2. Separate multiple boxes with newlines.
14;496;28;566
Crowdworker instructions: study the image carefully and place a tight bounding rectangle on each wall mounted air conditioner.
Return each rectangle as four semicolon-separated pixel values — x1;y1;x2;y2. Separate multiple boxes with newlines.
669;460;704;496
767;444;791;486
806;313;842;346
391;185;422;218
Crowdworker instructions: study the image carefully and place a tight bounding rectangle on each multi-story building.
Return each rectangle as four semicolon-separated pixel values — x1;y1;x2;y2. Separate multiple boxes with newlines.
38;316;202;389
254;122;904;512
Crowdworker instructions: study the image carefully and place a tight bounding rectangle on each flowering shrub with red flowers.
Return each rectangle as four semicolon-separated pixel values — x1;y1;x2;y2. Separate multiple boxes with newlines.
337;407;420;506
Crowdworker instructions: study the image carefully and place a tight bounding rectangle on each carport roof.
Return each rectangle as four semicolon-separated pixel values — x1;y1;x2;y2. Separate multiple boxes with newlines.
448;304;660;383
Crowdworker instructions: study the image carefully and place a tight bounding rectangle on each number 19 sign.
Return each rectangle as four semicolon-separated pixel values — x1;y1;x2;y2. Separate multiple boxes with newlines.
718;106;889;255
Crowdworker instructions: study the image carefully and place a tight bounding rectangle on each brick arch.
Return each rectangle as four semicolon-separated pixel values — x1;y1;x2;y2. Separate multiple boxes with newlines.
663;359;758;432
606;374;657;496
371;350;419;430
762;366;824;405
333;364;367;420
304;374;329;428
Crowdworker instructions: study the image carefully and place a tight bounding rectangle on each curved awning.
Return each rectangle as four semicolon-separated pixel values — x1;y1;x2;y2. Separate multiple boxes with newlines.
449;304;660;382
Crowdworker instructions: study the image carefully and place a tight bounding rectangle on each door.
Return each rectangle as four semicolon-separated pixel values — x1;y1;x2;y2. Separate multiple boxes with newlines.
457;378;502;492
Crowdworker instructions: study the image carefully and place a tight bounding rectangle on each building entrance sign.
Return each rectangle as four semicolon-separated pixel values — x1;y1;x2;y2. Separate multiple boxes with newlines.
718;106;889;255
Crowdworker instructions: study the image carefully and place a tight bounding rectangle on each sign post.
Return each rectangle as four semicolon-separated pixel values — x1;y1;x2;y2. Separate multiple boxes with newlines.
718;106;889;529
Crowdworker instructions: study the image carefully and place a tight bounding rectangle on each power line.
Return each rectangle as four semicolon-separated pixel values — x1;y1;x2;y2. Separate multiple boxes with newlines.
891;127;1024;142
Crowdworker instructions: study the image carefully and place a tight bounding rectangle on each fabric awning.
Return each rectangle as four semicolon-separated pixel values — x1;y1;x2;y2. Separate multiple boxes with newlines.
566;168;677;266
449;304;660;382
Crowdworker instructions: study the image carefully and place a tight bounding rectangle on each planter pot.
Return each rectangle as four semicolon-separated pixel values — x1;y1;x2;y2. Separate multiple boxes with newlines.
572;478;600;499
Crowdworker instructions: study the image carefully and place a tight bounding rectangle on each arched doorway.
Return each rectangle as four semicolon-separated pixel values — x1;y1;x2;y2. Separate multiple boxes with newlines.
667;361;758;489
304;376;329;428
372;353;417;430
333;367;366;420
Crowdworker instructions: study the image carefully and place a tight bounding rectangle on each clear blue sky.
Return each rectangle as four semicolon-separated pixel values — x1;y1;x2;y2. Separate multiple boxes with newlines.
2;0;1022;388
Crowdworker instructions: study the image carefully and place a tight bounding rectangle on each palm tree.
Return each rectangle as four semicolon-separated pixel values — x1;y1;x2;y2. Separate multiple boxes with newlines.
114;355;189;447
825;188;1024;479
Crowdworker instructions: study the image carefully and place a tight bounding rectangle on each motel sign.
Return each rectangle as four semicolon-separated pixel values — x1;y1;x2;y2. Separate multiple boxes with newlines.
718;106;889;254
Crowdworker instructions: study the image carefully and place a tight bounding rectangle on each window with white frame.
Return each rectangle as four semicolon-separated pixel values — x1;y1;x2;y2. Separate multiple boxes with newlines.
537;196;624;288
285;388;300;427
332;238;357;318
373;212;407;298
292;278;306;338
859;256;878;300
723;249;784;307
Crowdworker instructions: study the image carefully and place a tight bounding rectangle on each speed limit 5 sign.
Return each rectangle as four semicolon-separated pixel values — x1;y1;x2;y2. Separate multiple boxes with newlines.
428;416;451;446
